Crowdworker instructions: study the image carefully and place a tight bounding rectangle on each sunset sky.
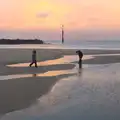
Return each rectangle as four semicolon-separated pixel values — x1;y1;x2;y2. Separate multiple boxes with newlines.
0;0;120;40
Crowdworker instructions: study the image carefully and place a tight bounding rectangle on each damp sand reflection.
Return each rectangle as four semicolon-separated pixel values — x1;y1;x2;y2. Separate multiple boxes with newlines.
7;55;93;67
0;70;76;81
7;54;120;68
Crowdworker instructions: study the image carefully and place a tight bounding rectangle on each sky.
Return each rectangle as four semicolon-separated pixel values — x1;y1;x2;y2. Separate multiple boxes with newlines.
0;0;120;40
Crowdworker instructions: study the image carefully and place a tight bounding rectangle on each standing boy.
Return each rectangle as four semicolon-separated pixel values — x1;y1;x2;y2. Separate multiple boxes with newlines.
76;50;83;68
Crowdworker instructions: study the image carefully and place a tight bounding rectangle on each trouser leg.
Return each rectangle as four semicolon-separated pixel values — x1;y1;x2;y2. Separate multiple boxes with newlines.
34;61;38;68
79;59;82;68
29;62;34;67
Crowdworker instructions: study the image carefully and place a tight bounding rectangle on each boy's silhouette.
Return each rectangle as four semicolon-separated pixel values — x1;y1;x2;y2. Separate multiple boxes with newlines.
29;50;37;68
76;50;83;68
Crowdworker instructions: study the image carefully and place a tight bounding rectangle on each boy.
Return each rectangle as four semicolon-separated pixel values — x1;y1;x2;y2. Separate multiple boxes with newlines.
29;50;37;68
76;50;83;68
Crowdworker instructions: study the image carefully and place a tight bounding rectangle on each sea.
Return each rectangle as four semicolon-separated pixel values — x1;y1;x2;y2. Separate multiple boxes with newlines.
0;40;120;50
47;40;120;50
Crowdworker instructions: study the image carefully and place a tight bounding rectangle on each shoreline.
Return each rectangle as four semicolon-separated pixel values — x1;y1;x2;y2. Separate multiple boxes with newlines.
1;44;120;50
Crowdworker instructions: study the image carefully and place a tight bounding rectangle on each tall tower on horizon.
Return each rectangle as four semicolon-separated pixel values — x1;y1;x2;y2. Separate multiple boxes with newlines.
61;25;64;44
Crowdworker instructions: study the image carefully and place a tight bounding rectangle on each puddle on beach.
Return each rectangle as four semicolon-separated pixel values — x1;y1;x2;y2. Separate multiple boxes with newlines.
2;55;91;80
0;70;76;81
37;70;75;77
0;64;102;81
7;55;93;67
5;54;120;80
7;54;120;68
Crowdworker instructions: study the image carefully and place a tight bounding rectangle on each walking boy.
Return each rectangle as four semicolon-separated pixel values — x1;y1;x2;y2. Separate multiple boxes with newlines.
29;50;37;68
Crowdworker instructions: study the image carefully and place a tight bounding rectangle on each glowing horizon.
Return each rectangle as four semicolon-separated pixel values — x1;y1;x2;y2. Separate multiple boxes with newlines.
0;0;120;40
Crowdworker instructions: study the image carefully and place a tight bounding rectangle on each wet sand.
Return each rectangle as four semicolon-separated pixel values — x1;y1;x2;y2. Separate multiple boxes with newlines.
0;74;75;115
1;49;120;75
1;48;120;64
2;61;120;120
1;48;120;118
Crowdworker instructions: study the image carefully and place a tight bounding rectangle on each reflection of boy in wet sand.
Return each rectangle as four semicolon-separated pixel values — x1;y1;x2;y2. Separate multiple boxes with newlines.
32;73;37;77
29;50;38;68
76;50;83;68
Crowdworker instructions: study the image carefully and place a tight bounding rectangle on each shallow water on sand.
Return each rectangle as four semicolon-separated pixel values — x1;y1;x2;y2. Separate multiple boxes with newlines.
1;63;120;120
7;55;93;67
7;54;120;67
2;55;92;80
0;70;76;80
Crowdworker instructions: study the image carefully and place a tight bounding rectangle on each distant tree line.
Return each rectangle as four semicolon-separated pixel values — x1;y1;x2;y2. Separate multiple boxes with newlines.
0;39;44;44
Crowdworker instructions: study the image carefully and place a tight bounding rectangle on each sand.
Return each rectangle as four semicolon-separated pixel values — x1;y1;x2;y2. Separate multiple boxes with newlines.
1;48;120;116
0;49;120;75
0;74;75;115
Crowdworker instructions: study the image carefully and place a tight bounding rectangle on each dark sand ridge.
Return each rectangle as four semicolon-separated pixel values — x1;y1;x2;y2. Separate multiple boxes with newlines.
83;55;120;64
0;74;75;115
0;64;75;75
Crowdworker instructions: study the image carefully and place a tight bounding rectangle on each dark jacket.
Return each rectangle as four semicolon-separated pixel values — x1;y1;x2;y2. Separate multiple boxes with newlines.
32;51;36;61
76;50;83;59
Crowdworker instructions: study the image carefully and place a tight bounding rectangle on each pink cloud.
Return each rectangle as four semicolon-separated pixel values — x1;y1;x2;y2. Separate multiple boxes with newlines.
36;12;50;19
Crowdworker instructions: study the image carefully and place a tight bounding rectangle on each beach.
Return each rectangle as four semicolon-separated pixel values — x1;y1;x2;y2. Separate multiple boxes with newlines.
1;48;120;119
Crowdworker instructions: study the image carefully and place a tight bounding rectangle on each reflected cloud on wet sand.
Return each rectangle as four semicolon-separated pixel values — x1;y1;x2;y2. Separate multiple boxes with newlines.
0;70;76;81
7;55;93;67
